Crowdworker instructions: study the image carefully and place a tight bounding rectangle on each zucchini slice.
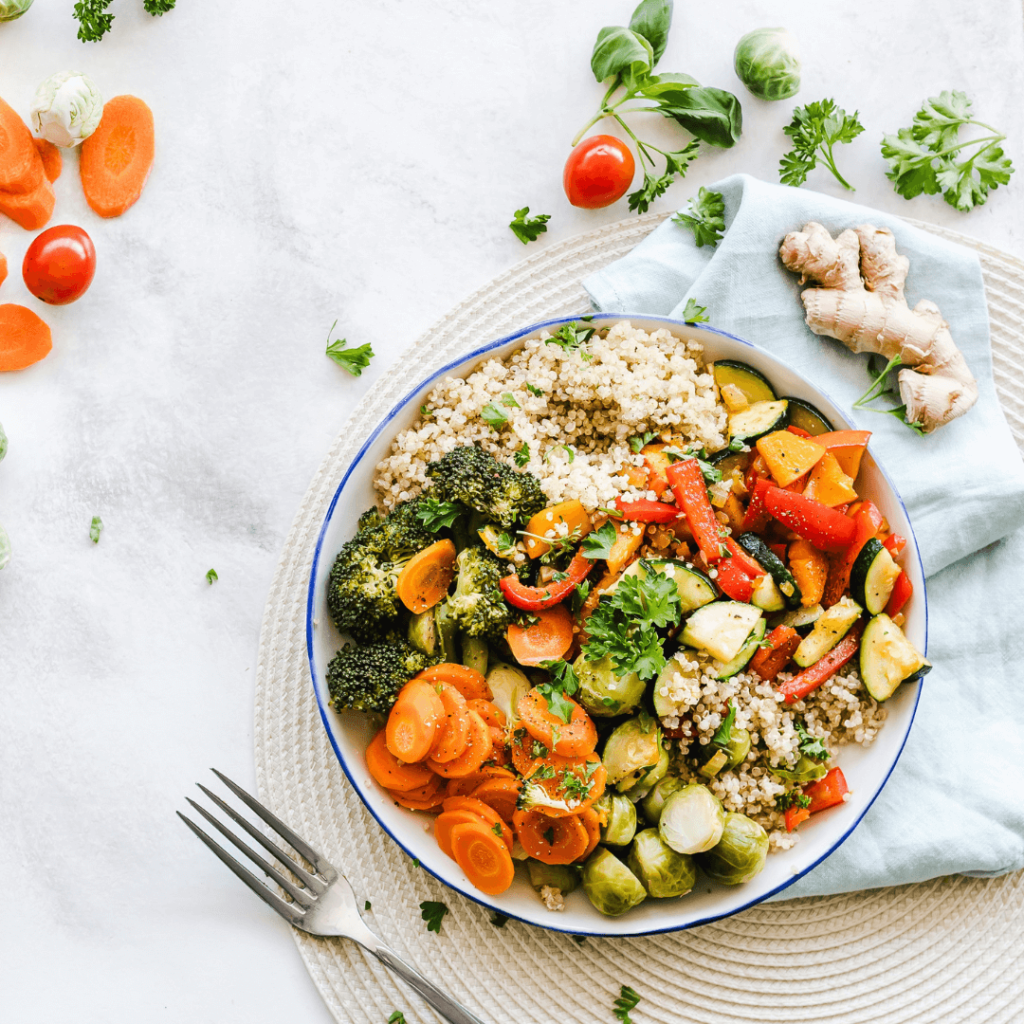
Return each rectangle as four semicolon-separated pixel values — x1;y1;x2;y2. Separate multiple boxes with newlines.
713;361;777;405
793;596;862;667
728;399;789;442
610;558;717;614
850;538;902;615
778;603;823;633
750;572;785;613
680;601;764;663
712;617;767;679
860;613;931;701
735;533;802;608
784;397;834;436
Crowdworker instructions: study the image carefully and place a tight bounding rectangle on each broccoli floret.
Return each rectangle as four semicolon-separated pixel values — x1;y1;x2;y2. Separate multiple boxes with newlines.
426;445;546;528
326;635;438;714
447;545;513;641
325;498;437;643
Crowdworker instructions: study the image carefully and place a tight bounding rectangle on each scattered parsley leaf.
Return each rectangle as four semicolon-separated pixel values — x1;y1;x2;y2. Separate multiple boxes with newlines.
779;98;863;191
325;321;374;376
711;701;736;747
206;568;218;585
545;443;576;464
542;825;556;845
525;382;545;397
510;206;551;244
419;900;448;933
629;430;659;453
74;0;114;41
545;322;595;359
514;442;531;467
581;521;618;560
500;392;520;409
420;405;434;417
412;859;420;867
673;186;725;247
388;1013;406;1024
681;298;709;323
143;0;176;14
795;720;830;761
491;821;504;837
852;352;927;435
89;516;103;544
480;402;509;430
489;912;509;927
614;985;642;1024
628;169;674;214
569;580;591;616
536;658;581;723
777;791;811;811
415;497;464;531
364;900;372;911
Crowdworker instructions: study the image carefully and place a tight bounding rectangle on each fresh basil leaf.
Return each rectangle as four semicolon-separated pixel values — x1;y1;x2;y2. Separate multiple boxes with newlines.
591;25;653;84
205;568;218;585
628;0;673;66
638;72;700;103
658;86;743;148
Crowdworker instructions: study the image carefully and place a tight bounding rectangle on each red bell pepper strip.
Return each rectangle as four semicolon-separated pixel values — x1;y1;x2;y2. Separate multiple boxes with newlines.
742;476;774;533
743;452;771;498
786;425;812;438
612;496;680;524
822;502;883;607
777;619;865;703
883;533;907;557
764;486;857;553
749;625;801;682
665;458;724;563
769;542;787;560
715;558;756;602
723;537;764;578
885;571;913;617
784;805;811;832
803;767;850;813
499;551;593;611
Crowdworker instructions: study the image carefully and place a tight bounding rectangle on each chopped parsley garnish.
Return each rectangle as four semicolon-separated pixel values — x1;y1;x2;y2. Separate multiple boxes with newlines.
419;900;449;933
89;516;103;544
581;520;618;560
205;568;218;585
531;740;549;758
614;985;642;1024
545;322;595;360
533;764;557;780
500;392;520;409
415;497;464;531
795;720;830;761
525;382;545;397
681;297;709;323
542;825;556;845
545;443;576;464
480;402;509;429
777;791;811;811
420;405;434;417
491;822;504;837
509;206;551;244
514;442;531;467
711;701;736;747
536;658;581;723
629;430;659;453
325;320;374;376
569;580;591;616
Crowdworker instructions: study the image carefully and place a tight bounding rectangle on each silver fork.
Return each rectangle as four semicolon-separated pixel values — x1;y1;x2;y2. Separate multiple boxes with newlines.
179;769;486;1024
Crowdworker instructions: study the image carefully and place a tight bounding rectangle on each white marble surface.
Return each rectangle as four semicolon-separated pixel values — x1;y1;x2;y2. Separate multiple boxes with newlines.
1;2;1022;1021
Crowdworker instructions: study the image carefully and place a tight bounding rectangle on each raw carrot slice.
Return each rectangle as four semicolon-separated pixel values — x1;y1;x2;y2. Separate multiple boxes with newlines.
470;776;522;823
466;699;506;731
434;809;485;859
79;95;155;219
0;304;52;371
518;688;597;757
444;765;515;798
33;139;62;183
578;806;602;861
506;604;574;666
0;97;43;194
395;538;457;614
365;728;435;793
386;680;445;763
512;808;589;865
441;796;513;852
0;178;55;230
450;821;516;895
416;663;492;701
427;710;491;778
0;251;6;289
427;682;471;764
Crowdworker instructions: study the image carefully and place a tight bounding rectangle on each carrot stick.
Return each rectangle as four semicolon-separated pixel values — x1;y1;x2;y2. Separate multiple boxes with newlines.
365;728;435;793
512;808;589;864
0;178;55;230
518;688;597;757
416;663;492;701
450;821;516;895
33;139;62;183
506;604;574;666
396;538;457;613
426;682;470;764
427;710;491;777
386;679;445;763
0;304;52;371
79;96;155;218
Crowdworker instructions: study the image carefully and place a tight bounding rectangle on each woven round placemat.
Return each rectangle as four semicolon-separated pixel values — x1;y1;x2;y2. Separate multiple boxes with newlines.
254;213;1024;1024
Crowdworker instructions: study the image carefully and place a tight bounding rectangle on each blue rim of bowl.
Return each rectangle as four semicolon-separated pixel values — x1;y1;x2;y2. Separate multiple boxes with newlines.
304;313;928;937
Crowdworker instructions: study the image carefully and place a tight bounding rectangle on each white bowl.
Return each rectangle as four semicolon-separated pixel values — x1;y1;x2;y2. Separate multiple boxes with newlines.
305;314;927;936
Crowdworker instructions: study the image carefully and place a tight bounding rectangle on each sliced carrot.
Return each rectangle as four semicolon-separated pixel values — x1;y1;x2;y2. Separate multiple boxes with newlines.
450;821;516;895
441;796;513;852
435;809;486;859
506;604;574;666
511;726;548;776
395;538;457;613
0;251;6;289
513;808;589;865
427;710;491;778
466;698;506;731
416;663;492;701
470;776;523;823
0;97;43;194
0;304;52;371
79;95;155;219
521;751;606;818
518;688;597;757
365;728;435;793
386;680;445;763
387;775;447;811
427;682;470;764
523;500;592;559
578;806;602;861
0;178;55;230
489;737;511;768
33;138;62;183
444;765;516;798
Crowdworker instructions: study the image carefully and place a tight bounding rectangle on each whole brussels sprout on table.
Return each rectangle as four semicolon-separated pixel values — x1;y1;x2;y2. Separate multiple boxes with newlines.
734;27;801;101
0;0;32;21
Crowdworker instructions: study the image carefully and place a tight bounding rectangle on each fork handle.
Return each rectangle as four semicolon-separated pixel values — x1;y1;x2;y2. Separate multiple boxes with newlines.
373;944;487;1024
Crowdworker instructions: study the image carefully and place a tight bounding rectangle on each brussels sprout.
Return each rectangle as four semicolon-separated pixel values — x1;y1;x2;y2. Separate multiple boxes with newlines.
770;754;828;784
407;609;439;656
434;600;459;662
0;0;32;21
602;714;662;790
574;653;645;716
596;792;637;846
622;736;669;801
0;521;10;571
628;828;697;898
486;661;531;722
640;775;686;826
581;848;647;917
30;71;103;148
659;784;725;855
461;634;489;675
527;859;579;895
733;28;801;102
723;727;751;770
0;420;7;462
697;812;769;885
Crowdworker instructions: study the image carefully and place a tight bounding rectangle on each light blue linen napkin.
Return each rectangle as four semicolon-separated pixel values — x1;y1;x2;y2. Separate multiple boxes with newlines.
584;174;1024;897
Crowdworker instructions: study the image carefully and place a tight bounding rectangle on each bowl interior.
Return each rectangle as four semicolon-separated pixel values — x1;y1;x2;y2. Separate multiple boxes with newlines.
305;314;926;936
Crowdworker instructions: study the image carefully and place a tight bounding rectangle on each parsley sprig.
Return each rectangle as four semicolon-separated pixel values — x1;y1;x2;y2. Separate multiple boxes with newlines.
681;298;709;323
89;516;103;544
853;353;926;436
777;790;811;811
613;985;642;1024
415;497;464;532
629;430;659;453
536;659;582;722
74;0;114;41
545;322;596;360
581;521;618;560
510;207;551;244
779;99;864;191
795;720;830;762
326;321;375;377
419;900;449;933
881;90;1013;212
673;187;725;247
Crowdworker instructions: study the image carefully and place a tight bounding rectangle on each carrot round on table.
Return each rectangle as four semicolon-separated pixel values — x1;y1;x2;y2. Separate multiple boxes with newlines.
79;95;155;219
506;604;575;666
416;663;492;701
518;688;597;757
427;682;470;763
0;304;52;371
441;796;513;852
450;821;516;895
470;776;522;823
395;538;457;613
513;808;589;865
426;710;491;778
386;679;444;763
365;728;435;793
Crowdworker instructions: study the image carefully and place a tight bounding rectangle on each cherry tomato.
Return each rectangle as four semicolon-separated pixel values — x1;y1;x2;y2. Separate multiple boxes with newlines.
22;225;96;305
563;135;635;209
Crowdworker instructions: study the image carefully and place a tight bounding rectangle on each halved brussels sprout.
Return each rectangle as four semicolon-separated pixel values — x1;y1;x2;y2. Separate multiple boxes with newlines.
574;653;645;716
596;792;638;846
659;784;726;855
627;828;697;898
623;738;670;801
602;714;662;790
640;775;686;827
527;859;579;895
697;812;769;885
486;661;531;723
770;754;828;784
407;609;439;656
434;600;459;662
581;848;648;917
733;27;801;101
723;727;751;770
461;635;489;675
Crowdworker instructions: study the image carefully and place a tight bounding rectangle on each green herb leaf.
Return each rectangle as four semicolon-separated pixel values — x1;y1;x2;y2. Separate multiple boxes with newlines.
656;87;743;148
489;911;509;928
591;25;653;84
206;568;218;585
711;701;736;747
614;985;642;1024
325;321;375;377
510;206;551;244
514;442;531;467
543;824;556;845
628;170;674;214
545;322;595;358
777;791;811;811
481;402;509;430
365;900;372;911
673;187;725;248
525;382;545;397
536;658;581;723
629;430;659;453
143;0;175;14
570;580;591;616
420;405;434;417
628;0;673;65
74;0;114;41
581;521;618;560
500;393;521;409
415;497;464;532
780;99;863;191
419;900;449;933
681;297;709;323
388;1013;406;1024
795;720;830;761
89;516;103;544
545;443;576;464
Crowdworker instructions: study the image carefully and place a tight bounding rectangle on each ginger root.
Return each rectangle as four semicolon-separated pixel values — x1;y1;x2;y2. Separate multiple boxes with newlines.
779;221;978;433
